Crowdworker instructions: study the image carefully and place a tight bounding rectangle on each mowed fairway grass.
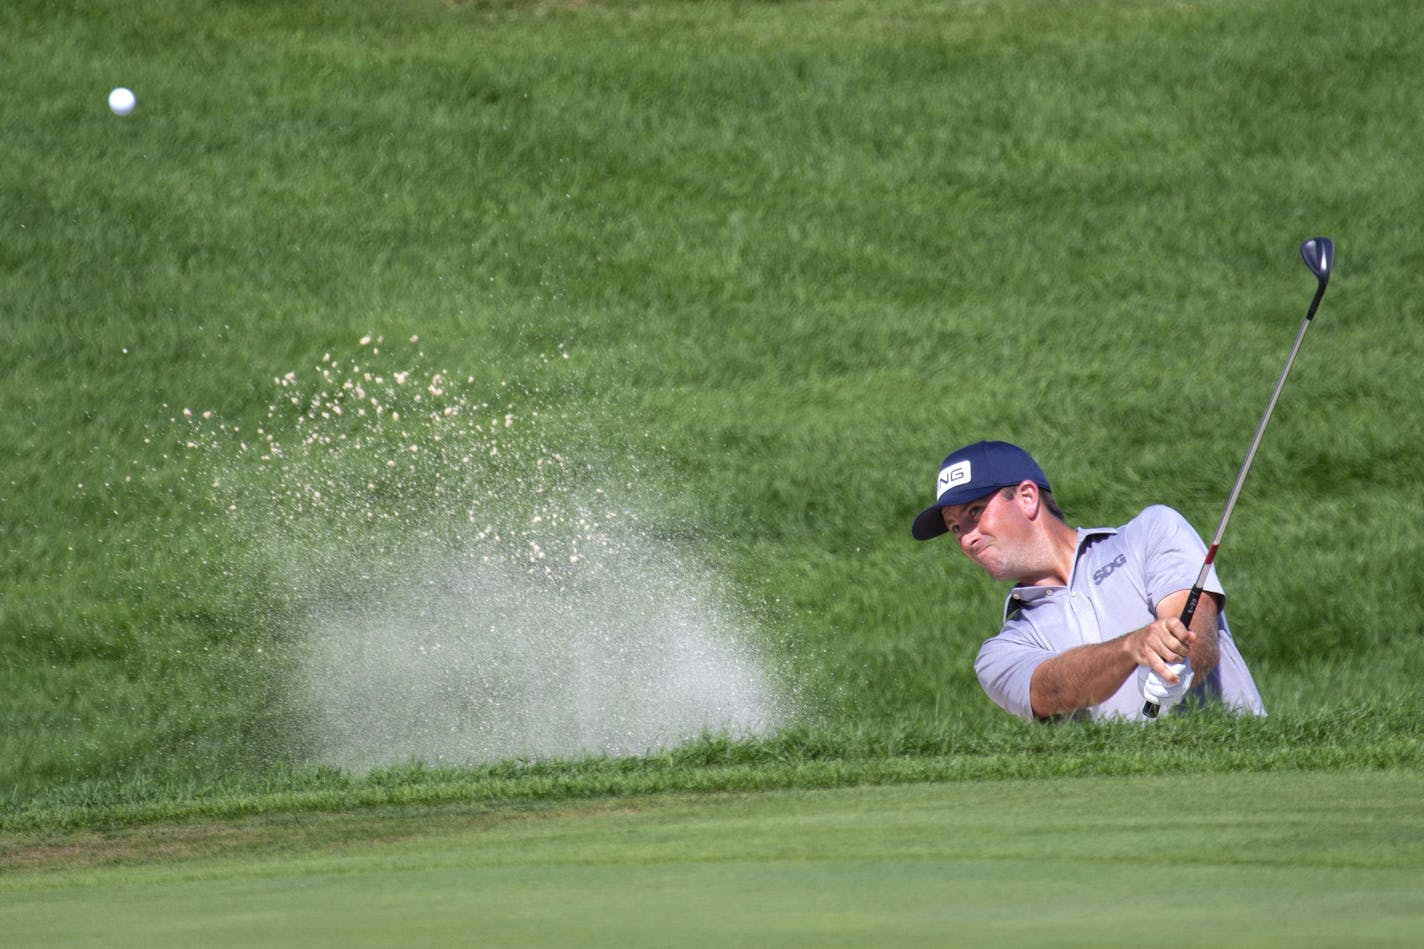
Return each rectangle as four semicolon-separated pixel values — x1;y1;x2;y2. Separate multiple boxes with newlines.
7;773;1423;947
4;0;1424;943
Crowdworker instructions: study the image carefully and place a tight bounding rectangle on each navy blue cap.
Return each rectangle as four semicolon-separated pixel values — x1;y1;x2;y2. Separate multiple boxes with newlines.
911;441;1050;541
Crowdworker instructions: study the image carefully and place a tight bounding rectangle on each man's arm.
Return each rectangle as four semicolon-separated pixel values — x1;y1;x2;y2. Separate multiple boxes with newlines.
1028;590;1221;719
1171;588;1220;684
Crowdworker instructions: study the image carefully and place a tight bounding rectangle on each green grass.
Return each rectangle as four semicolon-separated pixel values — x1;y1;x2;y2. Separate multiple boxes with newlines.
5;774;1423;946
3;0;1424;932
1;702;1419;836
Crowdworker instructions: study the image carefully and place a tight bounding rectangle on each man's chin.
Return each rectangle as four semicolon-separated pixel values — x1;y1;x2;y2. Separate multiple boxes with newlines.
976;560;1013;582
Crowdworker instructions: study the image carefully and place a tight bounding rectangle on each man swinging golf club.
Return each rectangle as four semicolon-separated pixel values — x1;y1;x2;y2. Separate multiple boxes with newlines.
914;239;1332;721
912;440;1267;721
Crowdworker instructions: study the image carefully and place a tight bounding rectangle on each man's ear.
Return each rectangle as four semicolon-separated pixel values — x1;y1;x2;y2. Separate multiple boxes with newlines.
1015;480;1042;519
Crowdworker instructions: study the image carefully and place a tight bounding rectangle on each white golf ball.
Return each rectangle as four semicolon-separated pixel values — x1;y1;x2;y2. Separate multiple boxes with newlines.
108;87;136;116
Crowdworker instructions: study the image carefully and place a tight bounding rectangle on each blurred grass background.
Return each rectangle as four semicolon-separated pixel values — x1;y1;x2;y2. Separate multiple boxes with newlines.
3;0;1422;808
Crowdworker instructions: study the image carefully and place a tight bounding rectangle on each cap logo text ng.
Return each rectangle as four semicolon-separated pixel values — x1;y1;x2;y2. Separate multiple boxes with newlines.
937;460;971;501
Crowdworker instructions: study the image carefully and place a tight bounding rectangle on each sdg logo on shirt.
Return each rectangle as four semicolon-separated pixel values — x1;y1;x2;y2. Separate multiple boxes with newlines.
1092;554;1128;585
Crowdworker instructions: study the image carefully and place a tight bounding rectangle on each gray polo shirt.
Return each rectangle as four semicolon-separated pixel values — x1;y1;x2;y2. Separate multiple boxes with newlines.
974;504;1266;722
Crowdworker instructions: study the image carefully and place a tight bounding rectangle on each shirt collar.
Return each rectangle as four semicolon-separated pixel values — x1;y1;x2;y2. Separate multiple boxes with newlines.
1001;525;1119;620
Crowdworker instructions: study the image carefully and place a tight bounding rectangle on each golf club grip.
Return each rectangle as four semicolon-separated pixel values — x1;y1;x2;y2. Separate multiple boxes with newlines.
1178;585;1204;629
1142;586;1205;718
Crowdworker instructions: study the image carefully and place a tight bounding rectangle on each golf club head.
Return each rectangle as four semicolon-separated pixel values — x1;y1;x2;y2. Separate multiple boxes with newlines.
1301;237;1334;286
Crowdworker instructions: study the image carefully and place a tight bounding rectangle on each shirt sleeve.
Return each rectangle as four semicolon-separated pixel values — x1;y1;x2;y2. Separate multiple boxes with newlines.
1136;505;1225;609
974;616;1050;722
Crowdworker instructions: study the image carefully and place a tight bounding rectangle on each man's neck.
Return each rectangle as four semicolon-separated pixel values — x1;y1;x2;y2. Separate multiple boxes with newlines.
1018;518;1080;588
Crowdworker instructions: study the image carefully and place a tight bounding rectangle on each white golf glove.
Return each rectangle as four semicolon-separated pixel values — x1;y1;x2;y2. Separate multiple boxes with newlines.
1139;660;1194;712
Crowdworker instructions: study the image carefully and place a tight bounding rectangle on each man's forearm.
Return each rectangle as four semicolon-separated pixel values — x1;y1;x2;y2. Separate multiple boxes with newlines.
1029;594;1222;719
1185;597;1220;679
1029;638;1137;719
1167;590;1221;680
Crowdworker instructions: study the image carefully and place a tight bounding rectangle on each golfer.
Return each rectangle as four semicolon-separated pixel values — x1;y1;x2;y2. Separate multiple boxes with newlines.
912;440;1266;721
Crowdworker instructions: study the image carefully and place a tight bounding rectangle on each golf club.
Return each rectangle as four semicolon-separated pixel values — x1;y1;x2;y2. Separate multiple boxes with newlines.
1144;236;1335;718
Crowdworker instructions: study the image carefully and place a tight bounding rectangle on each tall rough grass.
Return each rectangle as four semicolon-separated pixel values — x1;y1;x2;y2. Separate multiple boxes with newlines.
2;0;1422;818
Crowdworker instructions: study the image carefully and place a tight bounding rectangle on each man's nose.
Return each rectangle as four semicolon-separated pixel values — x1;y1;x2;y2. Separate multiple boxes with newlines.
958;526;978;553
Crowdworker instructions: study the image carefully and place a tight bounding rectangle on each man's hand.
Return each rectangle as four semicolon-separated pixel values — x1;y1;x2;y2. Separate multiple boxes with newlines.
1139;660;1194;712
1127;615;1196;680
1128;614;1196;715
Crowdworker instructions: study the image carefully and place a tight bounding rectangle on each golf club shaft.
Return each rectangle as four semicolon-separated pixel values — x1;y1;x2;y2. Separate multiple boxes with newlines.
1144;240;1333;717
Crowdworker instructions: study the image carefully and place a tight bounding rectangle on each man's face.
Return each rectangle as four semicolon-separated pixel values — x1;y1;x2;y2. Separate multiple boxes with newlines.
940;485;1035;582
